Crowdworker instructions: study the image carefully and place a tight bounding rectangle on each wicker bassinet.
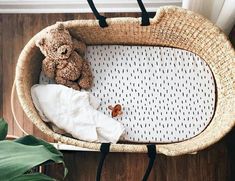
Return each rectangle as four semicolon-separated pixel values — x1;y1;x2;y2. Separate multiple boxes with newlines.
15;6;235;156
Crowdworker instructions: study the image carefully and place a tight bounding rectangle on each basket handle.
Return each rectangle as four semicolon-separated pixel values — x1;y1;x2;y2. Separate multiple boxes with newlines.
96;143;156;181
142;144;157;181
137;0;150;26
96;143;110;181
87;0;150;28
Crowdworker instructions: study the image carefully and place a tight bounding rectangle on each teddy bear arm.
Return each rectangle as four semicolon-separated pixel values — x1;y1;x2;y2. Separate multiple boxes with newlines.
55;76;81;90
42;57;56;78
78;60;93;89
73;38;86;57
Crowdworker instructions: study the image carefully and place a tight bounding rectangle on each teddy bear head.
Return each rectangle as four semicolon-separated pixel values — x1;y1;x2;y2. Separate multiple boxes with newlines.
36;22;73;60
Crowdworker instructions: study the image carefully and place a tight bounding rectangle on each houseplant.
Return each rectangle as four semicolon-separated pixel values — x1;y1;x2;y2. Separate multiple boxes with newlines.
0;118;67;181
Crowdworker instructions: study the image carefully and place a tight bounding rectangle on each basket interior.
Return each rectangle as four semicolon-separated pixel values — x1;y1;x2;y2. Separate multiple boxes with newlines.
39;44;216;143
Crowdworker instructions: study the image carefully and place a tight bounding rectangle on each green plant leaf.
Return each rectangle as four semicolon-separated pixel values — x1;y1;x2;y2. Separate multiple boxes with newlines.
0;140;65;181
15;135;62;156
10;173;56;181
0;118;8;140
14;135;67;177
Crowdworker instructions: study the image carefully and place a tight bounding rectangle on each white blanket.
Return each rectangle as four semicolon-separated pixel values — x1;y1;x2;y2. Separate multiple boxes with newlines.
31;84;125;143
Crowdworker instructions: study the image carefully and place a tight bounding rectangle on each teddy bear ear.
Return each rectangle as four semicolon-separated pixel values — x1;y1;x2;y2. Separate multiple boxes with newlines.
56;22;65;31
35;37;45;47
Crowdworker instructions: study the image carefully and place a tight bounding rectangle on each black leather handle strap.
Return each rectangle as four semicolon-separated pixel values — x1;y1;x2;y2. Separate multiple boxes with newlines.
142;144;157;181
87;0;150;28
96;143;111;181
137;0;150;26
87;0;108;28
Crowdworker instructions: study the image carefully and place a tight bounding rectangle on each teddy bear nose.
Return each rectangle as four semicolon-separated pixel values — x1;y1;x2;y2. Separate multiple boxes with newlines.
58;45;70;56
62;49;68;55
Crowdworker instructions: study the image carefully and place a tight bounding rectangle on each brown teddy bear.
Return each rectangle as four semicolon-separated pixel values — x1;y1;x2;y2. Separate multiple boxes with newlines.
36;22;92;90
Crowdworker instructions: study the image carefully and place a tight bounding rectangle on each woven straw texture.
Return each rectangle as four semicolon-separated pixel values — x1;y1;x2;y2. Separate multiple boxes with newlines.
15;6;235;156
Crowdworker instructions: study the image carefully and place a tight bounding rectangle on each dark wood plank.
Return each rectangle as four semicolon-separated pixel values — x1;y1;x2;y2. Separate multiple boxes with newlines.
44;137;231;181
2;14;15;135
13;14;25;137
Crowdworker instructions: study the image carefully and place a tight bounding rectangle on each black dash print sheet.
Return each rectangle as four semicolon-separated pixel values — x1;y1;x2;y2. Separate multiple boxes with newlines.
40;45;216;143
85;45;216;143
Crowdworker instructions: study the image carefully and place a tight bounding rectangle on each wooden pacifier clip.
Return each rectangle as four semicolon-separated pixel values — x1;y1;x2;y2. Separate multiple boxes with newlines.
108;104;123;118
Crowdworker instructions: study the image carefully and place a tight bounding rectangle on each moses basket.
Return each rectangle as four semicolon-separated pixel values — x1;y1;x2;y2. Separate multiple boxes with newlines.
15;6;235;157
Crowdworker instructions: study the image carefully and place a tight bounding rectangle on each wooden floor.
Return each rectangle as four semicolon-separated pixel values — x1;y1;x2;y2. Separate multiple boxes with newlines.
0;13;235;181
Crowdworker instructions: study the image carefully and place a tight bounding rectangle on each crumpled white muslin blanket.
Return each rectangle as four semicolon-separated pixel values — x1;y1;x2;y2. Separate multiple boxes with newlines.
31;84;125;143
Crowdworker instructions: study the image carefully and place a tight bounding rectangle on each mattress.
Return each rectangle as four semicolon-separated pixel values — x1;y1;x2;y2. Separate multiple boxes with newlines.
40;45;216;143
